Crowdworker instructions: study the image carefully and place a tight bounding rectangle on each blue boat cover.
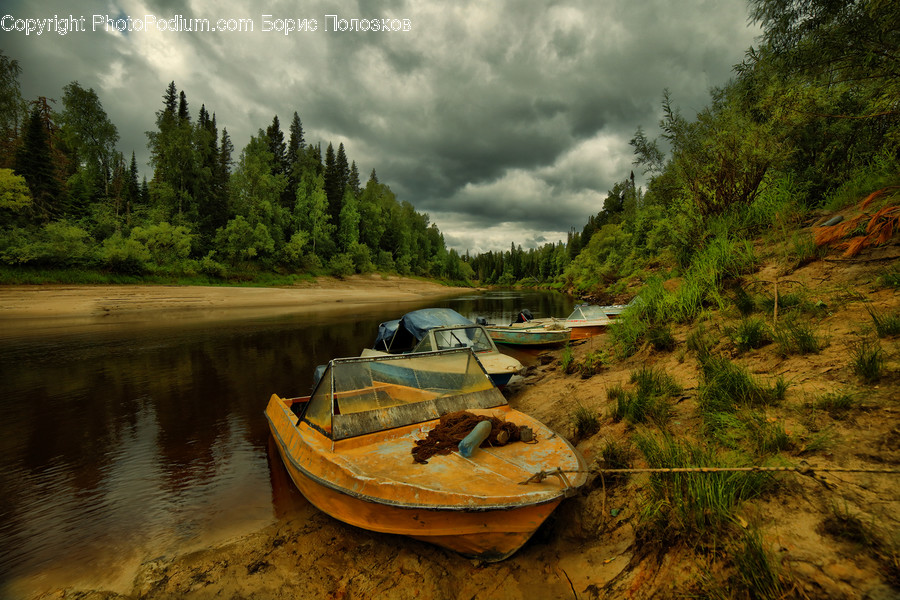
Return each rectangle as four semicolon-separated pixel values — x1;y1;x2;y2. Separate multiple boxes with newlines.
373;308;474;352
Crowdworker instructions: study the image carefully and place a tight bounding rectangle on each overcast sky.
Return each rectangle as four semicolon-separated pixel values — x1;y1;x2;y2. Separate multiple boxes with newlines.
5;0;760;254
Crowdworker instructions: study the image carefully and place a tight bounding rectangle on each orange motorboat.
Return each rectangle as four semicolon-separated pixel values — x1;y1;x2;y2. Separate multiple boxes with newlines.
265;348;587;561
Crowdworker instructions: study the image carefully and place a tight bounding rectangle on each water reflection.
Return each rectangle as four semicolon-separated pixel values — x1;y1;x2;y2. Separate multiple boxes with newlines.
0;289;573;596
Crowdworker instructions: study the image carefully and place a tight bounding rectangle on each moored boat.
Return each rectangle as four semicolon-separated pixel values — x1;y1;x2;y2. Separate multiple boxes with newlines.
265;349;587;561
369;308;524;387
484;324;571;347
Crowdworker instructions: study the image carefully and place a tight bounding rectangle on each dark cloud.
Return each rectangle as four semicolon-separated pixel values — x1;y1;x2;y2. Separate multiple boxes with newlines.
5;0;759;251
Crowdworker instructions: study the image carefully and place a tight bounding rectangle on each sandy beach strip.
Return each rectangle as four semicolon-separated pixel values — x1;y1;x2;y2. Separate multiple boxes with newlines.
0;276;470;335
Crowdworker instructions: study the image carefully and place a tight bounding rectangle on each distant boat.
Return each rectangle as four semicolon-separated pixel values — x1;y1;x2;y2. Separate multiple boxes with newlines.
561;304;613;339
369;308;524;387
483;324;571;347
265;349;587;561
513;304;612;340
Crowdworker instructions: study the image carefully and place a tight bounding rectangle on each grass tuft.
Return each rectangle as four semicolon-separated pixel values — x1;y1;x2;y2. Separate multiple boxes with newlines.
572;403;600;441
772;317;822;356
726;317;771;353
850;338;885;383
634;432;773;545
866;305;900;337
698;355;788;416
610;367;681;427
813;391;858;419
731;527;788;600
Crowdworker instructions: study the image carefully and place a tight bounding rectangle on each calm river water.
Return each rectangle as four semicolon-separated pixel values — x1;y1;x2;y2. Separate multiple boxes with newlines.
0;289;574;596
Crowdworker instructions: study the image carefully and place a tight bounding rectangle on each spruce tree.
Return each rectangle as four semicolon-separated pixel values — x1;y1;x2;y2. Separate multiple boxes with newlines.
324;142;342;222
15;106;59;219
349;161;360;197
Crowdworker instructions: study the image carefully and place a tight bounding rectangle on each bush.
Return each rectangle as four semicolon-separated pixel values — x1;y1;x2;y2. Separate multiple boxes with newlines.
98;233;150;274
328;252;355;278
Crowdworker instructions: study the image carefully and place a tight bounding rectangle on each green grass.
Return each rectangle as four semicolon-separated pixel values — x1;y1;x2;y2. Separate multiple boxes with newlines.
686;323;716;359
560;344;575;374
813;390;858;419
698;356;788;416
571;403;600;441
610;366;682;427
850;338;885;383
867;305;900;337
647;323;676;351
730;527;787;600
772;317;822;356
599;440;634;485
726;317;771;353
634;432;773;545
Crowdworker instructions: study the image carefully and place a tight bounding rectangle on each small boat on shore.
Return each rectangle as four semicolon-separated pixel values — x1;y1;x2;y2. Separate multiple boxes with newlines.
512;305;612;340
369;309;524;387
265;349;587;561
562;304;613;339
484;324;571;347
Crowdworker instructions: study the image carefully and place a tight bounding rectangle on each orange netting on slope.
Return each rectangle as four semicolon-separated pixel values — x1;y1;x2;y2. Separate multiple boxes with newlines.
814;187;900;258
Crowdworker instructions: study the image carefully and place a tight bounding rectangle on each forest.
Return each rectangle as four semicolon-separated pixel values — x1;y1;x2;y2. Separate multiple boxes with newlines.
0;71;472;283
0;0;897;295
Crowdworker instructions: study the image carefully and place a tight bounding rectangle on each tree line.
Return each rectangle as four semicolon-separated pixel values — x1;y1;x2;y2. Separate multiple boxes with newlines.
469;0;899;295
0;59;472;282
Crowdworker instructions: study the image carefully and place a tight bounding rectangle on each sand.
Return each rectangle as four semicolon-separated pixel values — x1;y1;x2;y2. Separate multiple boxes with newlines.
0;275;470;336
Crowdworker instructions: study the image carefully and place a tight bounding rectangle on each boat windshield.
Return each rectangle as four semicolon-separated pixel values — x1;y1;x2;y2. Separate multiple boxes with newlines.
413;326;495;354
302;349;503;439
567;305;609;321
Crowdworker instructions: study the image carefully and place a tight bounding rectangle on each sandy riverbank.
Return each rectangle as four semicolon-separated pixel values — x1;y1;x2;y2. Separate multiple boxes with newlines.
0;275;470;336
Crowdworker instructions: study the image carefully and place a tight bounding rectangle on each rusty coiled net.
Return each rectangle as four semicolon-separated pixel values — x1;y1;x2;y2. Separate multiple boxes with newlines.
412;411;520;464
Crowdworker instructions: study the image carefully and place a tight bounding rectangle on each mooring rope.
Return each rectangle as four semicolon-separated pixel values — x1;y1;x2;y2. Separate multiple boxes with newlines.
519;465;900;486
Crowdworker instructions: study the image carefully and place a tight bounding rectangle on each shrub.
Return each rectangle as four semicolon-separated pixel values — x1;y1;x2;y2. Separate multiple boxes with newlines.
98;233;150;274
559;344;575;374
328;253;355;278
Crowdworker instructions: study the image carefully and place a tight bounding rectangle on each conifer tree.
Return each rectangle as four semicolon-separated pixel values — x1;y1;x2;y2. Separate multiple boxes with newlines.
324;142;342;222
349;161;360;197
266;115;286;176
15;106;59;219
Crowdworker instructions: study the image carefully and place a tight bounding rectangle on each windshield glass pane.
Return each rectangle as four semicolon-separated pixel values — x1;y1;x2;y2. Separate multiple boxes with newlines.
417;327;494;353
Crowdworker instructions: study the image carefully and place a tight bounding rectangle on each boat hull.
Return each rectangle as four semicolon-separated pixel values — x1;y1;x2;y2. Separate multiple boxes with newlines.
265;395;584;561
269;434;559;560
486;327;571;347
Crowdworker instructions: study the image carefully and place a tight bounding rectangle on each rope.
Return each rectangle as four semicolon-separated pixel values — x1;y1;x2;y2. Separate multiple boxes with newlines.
519;465;900;486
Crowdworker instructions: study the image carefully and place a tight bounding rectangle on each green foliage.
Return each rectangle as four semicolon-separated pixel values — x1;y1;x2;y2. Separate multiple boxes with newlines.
327;252;355;278
0;168;32;217
98;233;149;274
850;338;885;384
214;216;275;266
647;323;675;351
0;220;94;266
129;222;193;267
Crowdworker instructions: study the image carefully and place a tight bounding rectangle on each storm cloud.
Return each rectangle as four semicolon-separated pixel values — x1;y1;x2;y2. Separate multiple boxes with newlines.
5;0;759;253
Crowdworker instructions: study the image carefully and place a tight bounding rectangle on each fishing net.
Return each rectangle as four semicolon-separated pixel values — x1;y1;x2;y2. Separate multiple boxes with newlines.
412;410;521;464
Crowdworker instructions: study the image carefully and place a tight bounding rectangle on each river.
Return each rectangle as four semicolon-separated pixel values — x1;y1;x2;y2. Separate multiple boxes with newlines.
0;289;575;597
